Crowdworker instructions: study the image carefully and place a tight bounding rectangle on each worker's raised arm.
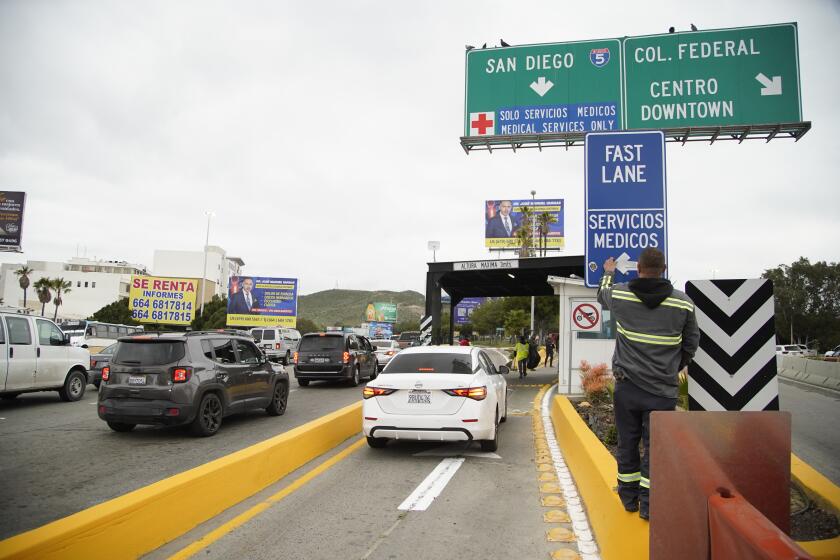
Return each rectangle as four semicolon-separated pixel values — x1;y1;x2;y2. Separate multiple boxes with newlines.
597;257;617;310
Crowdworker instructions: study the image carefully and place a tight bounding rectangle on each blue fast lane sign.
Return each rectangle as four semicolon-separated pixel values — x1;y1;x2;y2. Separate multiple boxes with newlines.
584;131;667;288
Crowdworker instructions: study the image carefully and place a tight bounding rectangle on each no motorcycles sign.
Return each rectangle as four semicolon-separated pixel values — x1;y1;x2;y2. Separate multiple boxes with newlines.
571;302;602;331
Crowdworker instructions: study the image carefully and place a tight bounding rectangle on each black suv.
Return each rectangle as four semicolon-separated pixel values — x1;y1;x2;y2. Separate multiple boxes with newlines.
97;331;289;436
294;332;377;387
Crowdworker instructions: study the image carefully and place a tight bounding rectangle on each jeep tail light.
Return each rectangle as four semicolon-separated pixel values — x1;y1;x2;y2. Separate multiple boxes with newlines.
101;367;110;382
343;351;350;364
443;386;487;401
171;367;193;383
363;387;396;399
293;351;299;364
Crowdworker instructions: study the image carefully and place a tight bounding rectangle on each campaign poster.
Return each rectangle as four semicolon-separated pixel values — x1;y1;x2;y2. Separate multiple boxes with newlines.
227;276;298;327
484;199;565;250
129;275;198;326
0;191;26;251
368;322;394;339
454;297;486;325
365;302;397;323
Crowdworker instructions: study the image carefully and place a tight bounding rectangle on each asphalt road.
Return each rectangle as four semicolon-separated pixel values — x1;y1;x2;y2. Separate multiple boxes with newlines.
779;378;840;485
147;369;568;560
0;373;365;540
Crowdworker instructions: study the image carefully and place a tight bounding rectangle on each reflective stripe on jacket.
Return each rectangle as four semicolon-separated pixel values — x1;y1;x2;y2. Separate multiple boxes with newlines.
597;271;700;398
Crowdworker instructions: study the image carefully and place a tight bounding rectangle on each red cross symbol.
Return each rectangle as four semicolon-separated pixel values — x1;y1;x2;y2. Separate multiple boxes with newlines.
471;113;494;135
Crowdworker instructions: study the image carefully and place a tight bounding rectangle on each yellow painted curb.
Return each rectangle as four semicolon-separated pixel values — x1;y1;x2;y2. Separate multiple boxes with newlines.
547;527;577;542
550;394;840;560
540;483;563;494
538;463;555;472
539;472;559;482
0;402;363;560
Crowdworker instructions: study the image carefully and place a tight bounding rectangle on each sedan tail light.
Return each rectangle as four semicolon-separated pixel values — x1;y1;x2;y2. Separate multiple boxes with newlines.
171;367;193;383
363;387;397;399
443;387;487;401
101;366;110;382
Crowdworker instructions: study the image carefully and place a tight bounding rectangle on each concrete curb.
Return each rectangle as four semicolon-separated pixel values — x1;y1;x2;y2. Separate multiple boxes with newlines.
549;394;840;560
778;356;840;392
0;402;363;560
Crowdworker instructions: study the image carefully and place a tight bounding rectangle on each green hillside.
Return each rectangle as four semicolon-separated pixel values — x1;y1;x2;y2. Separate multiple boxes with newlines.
297;289;425;328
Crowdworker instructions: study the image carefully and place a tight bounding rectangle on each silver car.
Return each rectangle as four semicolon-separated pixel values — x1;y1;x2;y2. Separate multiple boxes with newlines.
371;339;401;371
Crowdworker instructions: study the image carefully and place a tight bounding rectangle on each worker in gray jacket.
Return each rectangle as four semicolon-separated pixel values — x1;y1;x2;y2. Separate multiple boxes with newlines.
597;248;699;521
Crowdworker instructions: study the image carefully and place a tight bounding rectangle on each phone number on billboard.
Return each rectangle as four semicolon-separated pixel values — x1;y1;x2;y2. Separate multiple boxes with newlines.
132;299;194;311
131;310;193;322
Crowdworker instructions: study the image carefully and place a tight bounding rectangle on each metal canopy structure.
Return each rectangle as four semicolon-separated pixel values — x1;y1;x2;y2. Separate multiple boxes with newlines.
425;255;585;344
459;121;811;154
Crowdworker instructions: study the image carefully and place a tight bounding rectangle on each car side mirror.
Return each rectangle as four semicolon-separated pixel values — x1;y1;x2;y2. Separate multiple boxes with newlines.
498;365;510;375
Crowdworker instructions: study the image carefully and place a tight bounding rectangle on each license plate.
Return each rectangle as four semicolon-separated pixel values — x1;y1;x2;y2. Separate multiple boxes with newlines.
309;357;329;363
408;390;431;404
128;375;146;386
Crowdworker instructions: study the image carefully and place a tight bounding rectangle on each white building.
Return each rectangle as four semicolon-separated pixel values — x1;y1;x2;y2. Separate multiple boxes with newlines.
0;258;148;321
152;246;244;304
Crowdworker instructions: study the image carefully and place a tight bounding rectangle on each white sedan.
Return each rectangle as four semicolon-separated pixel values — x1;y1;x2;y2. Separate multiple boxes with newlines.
362;346;509;451
370;339;401;370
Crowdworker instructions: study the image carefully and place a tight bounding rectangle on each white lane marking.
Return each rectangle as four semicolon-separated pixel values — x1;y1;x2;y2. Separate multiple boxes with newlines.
413;444;500;459
541;385;601;559
398;457;464;511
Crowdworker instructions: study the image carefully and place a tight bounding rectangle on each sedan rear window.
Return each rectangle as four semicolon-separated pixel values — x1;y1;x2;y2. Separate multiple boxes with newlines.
299;335;344;352
113;341;186;365
372;340;393;348
383;353;473;374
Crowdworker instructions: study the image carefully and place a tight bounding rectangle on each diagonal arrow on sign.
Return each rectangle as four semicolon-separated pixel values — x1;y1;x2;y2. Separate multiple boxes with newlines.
530;76;554;97
755;73;782;96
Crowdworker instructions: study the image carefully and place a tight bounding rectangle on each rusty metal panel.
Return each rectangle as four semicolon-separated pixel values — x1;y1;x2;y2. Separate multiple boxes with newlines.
649;411;791;560
709;493;812;559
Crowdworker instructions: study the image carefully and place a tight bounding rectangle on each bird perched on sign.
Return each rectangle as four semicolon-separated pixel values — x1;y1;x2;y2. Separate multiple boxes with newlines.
500;38;511;47
668;26;675;33
690;23;698;31
465;45;474;51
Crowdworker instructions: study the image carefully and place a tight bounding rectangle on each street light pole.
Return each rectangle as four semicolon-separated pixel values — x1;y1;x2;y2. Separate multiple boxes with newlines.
530;190;536;335
199;211;214;317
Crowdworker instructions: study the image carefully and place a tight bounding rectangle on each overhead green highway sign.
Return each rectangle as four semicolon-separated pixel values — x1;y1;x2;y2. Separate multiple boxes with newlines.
623;23;802;129
464;39;623;138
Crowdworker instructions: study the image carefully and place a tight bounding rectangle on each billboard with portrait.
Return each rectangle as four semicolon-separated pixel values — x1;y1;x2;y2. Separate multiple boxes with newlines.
227;276;298;327
454;297;486;325
364;302;397;323
0;191;26;251
368;322;394;339
484;198;565;250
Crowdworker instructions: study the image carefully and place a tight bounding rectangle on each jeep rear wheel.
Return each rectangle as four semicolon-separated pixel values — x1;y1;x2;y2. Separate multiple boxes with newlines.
191;393;223;437
266;381;288;416
59;370;86;402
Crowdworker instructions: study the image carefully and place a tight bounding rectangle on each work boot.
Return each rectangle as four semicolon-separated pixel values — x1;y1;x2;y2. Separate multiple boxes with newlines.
639;505;649;521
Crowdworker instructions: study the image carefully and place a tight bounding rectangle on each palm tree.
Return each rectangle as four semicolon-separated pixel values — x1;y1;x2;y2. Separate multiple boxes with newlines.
514;205;535;258
536;212;559;256
51;278;72;321
34;277;53;316
13;265;34;308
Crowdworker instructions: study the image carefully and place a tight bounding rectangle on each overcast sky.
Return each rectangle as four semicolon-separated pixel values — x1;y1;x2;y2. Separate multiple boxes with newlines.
1;1;837;295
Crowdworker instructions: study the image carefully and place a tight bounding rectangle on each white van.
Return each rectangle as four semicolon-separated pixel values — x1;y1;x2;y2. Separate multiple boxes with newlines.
0;310;91;401
251;327;301;364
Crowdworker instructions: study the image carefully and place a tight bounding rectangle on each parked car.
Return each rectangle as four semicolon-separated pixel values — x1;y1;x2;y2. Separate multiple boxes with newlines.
97;330;289;436
0;311;90;402
293;332;377;387
251;327;301;364
776;345;803;356
824;345;840;358
362;346;509;451
89;343;117;388
795;344;817;357
371;339;401;371
397;331;420;349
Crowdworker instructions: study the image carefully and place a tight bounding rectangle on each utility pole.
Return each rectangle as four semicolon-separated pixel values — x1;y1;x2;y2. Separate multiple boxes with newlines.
530;190;536;335
199;211;215;317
